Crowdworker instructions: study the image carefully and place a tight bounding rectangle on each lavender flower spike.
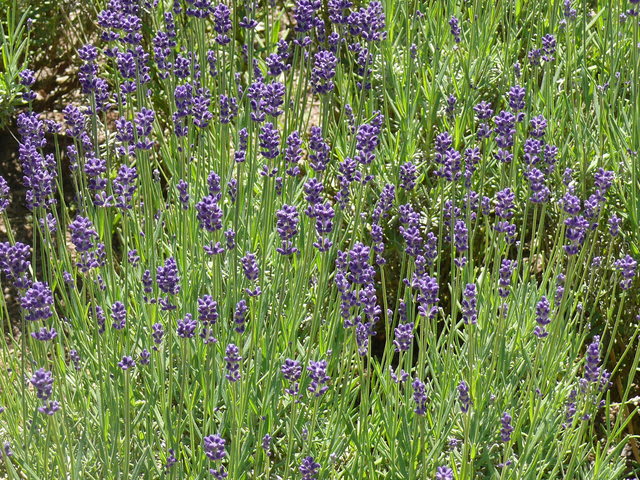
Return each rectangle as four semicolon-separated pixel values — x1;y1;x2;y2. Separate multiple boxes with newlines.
412;377;428;415
500;412;514;442
300;456;321;480
458;381;471;413
436;466;454;480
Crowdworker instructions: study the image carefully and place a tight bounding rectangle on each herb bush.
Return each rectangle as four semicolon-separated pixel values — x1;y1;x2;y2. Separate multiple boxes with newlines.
1;0;639;478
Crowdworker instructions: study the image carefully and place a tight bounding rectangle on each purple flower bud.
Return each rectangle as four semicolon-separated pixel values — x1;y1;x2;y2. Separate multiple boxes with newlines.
347;1;386;42
389;366;409;383
241;252;261;296
299;456;321;480
152;322;164;348
233;299;248;333
127;249;140;266
261;434;272;455
311;50;338;94
306;127;332;173
534;296;551;338
276;204;300;255
38;400;61;415
584;335;603;384
393;322;414;352
474;101;494;120
176;179;189;209
197;295;218;324
458;381;472;413
448;16;461;43
20;281;54;321
508;85;526;111
294;0;322;33
118;356;136;370
282;358;302;397
541;34;556;61
31;368;54;400
203;434;226;461
500;412;514;442
0;176;9;213
224;229;236;250
453;220;468;252
461;283;477;325
69;216;98;252
224;344;242;382
498;260;517;297
608;214;621;237
307;359;330;397
259;122;280;159
284;131;303;176
196;195;223;232
436;466;454;480
177;313;197;338
241;252;260;282
111;301;127;330
139;348;150;365
156;257;180;295
613;254;637;290
19;69;36;86
399;162;417;191
412;377;428;415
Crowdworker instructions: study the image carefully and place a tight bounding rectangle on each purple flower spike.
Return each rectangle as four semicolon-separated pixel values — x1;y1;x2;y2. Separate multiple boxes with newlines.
241;252;261;296
118;356;136;370
224;344;242;382
613;254;637;290
412;377;428;415
157;257;180;295
31;368;54;400
262;434;272;456
436;466;454;480
177;313;197;338
534;296;551;338
284;131;303;176
307;359;330;397
282;358;302;397
393;322;414;352
584;335;603;383
196;195;223;232
311;50;338;94
276;204;300;255
198;295;219;324
399;162;417;190
458;381;472;413
19;68;36;86
212;4;232;44
31;326;57;341
139;349;150;365
453;220;468;253
608;214;621;237
500;412;514;442
152;322;164;348
204;434;226;461
448;16;461;43
461;283;478;325
20;281;54;321
111;301;127;330
259;122;280;159
508;85;526;112
233;299;248;333
300;456;321;480
0;176;10;213
498;260;517;297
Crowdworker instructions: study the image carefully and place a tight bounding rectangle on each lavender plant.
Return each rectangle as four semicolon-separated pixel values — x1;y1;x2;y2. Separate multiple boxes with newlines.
0;0;639;479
